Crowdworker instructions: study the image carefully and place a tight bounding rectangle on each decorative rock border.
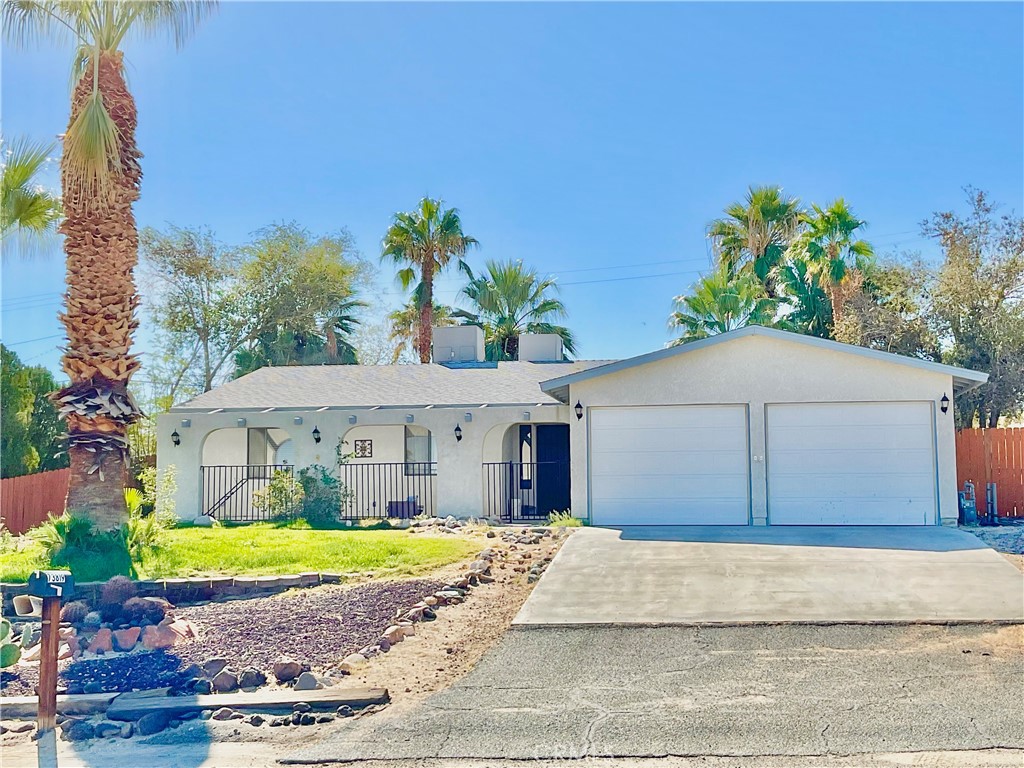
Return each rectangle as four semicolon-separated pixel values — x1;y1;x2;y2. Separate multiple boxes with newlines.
1;572;351;615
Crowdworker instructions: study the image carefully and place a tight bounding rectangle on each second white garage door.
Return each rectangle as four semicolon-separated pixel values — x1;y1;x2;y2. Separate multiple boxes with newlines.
766;402;937;525
589;405;750;525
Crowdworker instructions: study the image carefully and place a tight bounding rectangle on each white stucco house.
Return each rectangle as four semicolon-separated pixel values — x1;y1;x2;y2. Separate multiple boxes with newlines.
157;324;987;527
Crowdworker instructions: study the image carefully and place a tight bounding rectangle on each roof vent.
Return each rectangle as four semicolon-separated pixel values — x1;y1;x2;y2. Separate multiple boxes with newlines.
432;325;485;363
518;333;563;362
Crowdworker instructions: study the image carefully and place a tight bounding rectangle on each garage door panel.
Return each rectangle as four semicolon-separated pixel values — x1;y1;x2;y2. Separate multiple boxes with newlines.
770;448;936;475
767;402;936;526
590;405;749;526
592;499;748;526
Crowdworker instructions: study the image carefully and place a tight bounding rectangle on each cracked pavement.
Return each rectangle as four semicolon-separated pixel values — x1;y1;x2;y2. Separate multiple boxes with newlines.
284;624;1024;763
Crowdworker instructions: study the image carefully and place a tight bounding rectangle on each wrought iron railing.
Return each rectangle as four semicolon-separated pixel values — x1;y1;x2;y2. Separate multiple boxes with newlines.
200;464;295;522
482;461;570;522
339;462;437;519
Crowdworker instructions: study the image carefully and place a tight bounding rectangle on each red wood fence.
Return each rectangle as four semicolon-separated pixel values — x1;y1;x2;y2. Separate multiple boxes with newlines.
0;468;70;535
956;428;1024;518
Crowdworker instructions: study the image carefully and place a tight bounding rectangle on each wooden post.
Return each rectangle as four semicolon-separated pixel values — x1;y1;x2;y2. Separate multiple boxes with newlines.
37;596;61;733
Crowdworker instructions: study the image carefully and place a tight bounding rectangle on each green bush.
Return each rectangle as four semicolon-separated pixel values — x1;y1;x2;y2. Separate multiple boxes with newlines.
252;470;305;520
296;465;354;527
29;512;95;558
121;486;175;560
547;510;583;527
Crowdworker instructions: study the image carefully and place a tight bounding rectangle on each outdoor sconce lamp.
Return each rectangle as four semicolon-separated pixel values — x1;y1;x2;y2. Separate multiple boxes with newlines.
940;394;950;414
312;426;322;444
454;424;463;443
575;401;584;421
171;430;181;447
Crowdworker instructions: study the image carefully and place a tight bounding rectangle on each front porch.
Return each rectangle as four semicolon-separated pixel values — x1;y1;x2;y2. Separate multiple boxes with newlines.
162;405;574;523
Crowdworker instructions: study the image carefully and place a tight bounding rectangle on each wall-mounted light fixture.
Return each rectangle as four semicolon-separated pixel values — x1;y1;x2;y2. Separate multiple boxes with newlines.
312;426;322;444
348;414;357;425
293;416;303;426
575;401;584;421
180;418;191;428
940;393;950;414
236;417;247;428
454;424;463;442
171;430;181;447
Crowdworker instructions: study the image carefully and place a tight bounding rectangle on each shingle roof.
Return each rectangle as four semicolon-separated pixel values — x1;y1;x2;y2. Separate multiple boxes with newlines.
171;360;615;412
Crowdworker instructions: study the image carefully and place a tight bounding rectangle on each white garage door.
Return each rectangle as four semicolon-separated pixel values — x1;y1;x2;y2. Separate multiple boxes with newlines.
589;405;750;525
767;402;937;526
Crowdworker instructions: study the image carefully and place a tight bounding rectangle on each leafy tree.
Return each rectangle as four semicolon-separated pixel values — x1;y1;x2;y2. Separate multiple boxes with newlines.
708;185;802;297
454;259;576;361
669;267;778;344
382;198;477;363
1;135;62;258
925;189;1024;426
1;345;68;478
4;0;215;528
142;223;369;394
793;199;874;327
387;298;456;364
833;258;940;360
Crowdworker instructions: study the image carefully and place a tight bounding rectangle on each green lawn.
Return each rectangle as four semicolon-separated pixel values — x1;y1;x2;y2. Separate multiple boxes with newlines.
0;525;478;583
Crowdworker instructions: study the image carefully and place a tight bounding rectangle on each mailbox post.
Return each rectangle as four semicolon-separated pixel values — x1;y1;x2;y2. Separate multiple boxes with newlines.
27;570;74;734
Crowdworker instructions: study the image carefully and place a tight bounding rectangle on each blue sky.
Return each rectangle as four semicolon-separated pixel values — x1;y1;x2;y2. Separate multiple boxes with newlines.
3;1;1023;379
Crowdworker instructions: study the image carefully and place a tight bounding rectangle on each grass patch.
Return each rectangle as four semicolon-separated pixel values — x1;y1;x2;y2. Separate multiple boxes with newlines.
0;526;478;583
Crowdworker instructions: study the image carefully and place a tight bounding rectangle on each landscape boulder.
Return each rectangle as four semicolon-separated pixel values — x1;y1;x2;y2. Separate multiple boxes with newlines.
94;721;122;739
273;657;303;683
112;627;140;652
212;670;239;693
238;667;267;689
137;712;170;736
293;672;321;691
141;624;178;650
63;721;95;742
202;657;229;677
86;628;113;654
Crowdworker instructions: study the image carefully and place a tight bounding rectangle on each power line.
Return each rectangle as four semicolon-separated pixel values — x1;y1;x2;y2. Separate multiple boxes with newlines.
2;333;63;346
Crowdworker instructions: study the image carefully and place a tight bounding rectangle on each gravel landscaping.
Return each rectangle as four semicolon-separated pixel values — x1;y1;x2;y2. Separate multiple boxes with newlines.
0;577;443;698
963;519;1024;554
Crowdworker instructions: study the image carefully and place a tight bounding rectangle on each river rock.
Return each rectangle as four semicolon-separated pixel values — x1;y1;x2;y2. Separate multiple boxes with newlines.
238;667;267;689
293;672;321;691
273;657;302;683
212;670;239;693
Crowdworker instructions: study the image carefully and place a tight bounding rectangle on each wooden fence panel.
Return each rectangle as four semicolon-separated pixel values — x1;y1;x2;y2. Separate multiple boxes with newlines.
956;428;1024;518
0;468;70;534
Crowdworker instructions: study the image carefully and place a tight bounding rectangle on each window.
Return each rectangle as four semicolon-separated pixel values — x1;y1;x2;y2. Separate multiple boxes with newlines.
404;426;436;475
519;425;533;488
353;439;373;458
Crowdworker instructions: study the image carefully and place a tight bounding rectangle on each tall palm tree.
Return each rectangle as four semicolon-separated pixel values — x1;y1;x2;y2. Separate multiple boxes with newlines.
4;1;215;529
795;199;874;327
669;266;777;345
708;185;802;297
454;259;576;361
382;198;477;363
1;135;62;257
387;297;456;364
776;257;831;338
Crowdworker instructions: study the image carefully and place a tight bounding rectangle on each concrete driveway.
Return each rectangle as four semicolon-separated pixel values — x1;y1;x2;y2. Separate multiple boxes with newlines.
514;526;1024;625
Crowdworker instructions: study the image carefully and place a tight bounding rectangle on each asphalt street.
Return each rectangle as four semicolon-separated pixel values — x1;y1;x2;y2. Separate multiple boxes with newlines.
285;624;1024;763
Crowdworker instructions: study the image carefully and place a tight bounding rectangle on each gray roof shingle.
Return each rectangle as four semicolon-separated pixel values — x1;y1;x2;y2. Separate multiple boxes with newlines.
171;361;615;411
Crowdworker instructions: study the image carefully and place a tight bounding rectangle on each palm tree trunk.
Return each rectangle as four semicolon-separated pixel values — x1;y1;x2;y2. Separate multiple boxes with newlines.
418;259;434;363
55;52;143;530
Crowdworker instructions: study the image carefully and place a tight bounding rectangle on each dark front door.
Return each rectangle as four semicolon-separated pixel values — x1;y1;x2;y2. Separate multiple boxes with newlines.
535;424;570;515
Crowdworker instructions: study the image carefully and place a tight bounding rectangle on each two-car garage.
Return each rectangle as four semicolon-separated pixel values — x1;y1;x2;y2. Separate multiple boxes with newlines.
588;401;937;526
542;326;987;528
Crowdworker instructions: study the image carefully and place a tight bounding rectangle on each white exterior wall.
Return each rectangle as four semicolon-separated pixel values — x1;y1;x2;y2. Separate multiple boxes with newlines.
567;334;959;526
158;404;571;520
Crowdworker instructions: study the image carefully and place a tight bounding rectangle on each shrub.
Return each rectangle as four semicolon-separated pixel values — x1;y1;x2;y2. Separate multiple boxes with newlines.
121;486;175;560
253;470;305;520
137;465;178;520
296;465;354;527
29;513;94;558
547;510;583;527
121;596;165;626
60;600;90;624
99;575;137;622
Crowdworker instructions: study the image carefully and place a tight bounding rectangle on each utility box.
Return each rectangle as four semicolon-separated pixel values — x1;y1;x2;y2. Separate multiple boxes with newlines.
27;570;75;600
958;482;977;525
433;325;485;363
